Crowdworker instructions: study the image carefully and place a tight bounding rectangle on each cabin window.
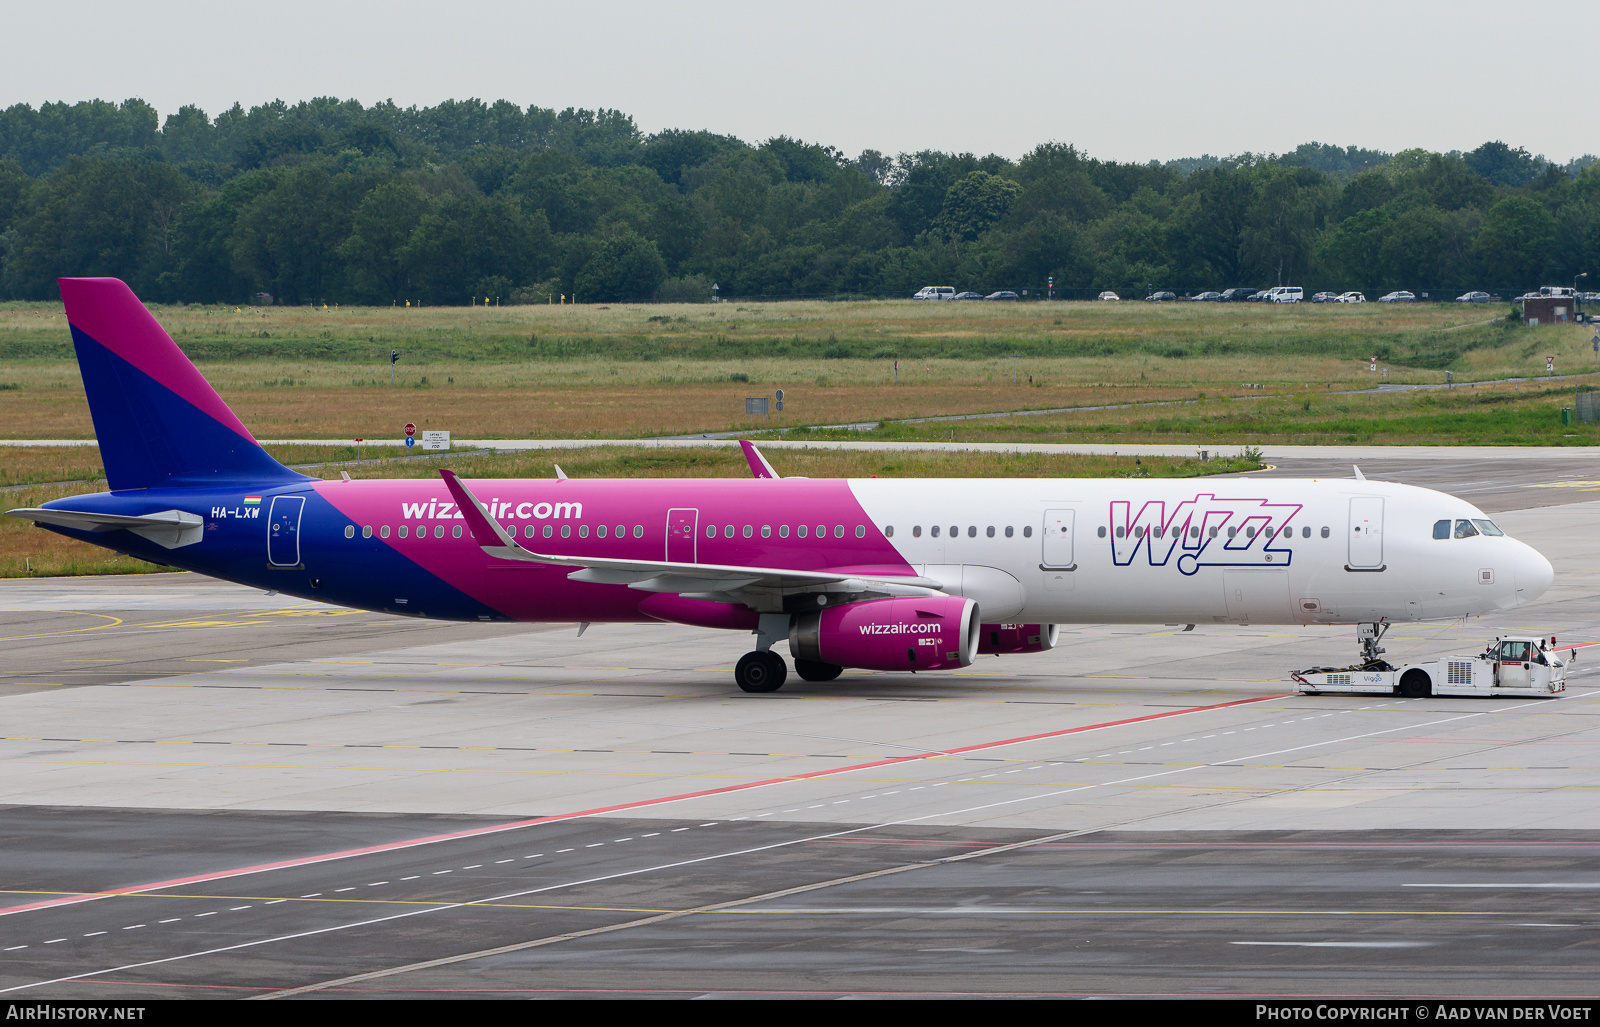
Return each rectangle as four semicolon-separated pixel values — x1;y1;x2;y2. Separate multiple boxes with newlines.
884;525;893;538
1115;526;1125;538
722;524;732;538
344;525;355;538
967;526;977;537
931;525;941;538
817;524;827;537
1098;527;1106;538
1247;527;1257;538
948;525;958;538
453;525;463;539
579;525;589;538
1209;527;1218;538
1190;526;1199;539
596;525;607;538
1302;526;1310;538
912;526;921;537
543;524;553;538
525;525;535;538
798;525;808;538
780;524;790;538
1006;526;1014;538
1228;527;1237;538
434;525;445;539
986;526;995;538
380;526;390;539
856;525;866;538
706;525;716;539
561;525;571;538
1023;526;1032;538
1455;519;1479;539
633;525;644;538
1321;526;1330;538
361;525;371;539
835;525;846;538
399;525;408;538
743;525;753;538
761;525;772;538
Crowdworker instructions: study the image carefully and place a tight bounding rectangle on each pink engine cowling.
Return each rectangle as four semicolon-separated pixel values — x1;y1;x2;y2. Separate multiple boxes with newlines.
976;623;1060;655
788;595;979;672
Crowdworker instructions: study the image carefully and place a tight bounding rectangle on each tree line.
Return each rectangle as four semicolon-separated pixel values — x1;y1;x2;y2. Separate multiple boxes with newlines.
0;97;1596;305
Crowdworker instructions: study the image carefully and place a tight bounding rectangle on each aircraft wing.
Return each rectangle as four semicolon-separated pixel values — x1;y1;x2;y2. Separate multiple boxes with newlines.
438;469;941;599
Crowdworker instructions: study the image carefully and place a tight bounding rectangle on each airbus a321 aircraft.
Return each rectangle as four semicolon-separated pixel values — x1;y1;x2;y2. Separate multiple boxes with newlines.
8;279;1555;693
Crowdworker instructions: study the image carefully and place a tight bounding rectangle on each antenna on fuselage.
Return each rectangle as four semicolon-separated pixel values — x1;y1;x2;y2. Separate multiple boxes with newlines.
1352;465;1366;481
554;465;568;481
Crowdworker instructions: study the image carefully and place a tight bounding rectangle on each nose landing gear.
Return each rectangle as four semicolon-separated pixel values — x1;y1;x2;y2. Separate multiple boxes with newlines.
1358;620;1392;669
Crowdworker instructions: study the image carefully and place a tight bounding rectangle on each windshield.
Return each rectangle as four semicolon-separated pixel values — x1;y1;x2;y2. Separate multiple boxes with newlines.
1472;519;1504;536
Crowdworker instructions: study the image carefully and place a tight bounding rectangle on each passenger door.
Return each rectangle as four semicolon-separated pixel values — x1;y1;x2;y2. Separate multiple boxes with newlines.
1348;498;1384;569
267;495;305;568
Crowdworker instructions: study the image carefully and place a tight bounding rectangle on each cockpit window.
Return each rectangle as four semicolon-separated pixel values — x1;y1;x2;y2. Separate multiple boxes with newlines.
1454;519;1479;539
1472;519;1504;536
1433;519;1451;540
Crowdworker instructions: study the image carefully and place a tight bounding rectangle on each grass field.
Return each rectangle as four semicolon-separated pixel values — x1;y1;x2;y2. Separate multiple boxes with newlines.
0;444;1261;578
1;298;1595;440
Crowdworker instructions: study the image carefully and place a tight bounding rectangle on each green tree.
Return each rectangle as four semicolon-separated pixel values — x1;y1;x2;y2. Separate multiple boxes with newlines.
1473;194;1556;290
934;171;1022;251
573;231;666;302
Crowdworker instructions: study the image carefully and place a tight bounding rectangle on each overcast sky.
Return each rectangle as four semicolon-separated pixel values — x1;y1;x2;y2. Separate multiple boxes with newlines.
4;0;1590;165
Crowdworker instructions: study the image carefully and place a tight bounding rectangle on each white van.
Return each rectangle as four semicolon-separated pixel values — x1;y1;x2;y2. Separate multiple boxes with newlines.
1262;286;1303;303
912;286;956;300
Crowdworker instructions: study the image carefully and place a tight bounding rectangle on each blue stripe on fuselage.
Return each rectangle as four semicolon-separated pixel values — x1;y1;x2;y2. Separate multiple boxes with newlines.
38;486;504;621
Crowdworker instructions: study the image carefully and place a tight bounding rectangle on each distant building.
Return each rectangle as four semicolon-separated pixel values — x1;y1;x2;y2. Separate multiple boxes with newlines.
1522;295;1576;326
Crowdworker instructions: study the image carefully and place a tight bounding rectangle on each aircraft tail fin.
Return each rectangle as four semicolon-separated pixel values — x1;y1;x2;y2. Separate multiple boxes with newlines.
58;278;309;491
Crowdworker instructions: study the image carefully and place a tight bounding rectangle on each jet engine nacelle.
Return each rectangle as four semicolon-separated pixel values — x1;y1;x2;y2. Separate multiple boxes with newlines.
789;595;979;672
976;623;1060;655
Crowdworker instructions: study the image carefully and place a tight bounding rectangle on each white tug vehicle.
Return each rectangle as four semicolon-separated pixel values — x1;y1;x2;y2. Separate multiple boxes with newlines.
1292;623;1569;699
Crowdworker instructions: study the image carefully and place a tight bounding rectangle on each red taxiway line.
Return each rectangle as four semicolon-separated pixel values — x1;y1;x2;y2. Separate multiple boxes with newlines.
0;692;1284;917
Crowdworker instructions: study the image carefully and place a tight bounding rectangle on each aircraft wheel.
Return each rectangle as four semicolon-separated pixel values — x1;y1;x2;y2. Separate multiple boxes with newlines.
794;658;843;682
735;651;787;693
1398;669;1432;698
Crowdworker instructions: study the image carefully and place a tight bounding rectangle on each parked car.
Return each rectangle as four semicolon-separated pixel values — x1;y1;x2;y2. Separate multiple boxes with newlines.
1098;291;1120;301
1190;291;1223;302
1219;288;1256;302
912;286;956;300
1337;292;1366;303
1312;292;1339;303
1145;291;1176;301
1258;286;1304;303
984;291;1020;301
1379;291;1416;303
952;291;985;300
1456;291;1491;303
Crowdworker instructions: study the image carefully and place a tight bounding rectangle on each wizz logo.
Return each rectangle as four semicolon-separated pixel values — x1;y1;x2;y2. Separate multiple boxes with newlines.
1109;494;1303;576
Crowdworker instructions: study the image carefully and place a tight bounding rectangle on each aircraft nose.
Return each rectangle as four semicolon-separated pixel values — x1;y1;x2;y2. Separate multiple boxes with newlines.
1515;542;1554;605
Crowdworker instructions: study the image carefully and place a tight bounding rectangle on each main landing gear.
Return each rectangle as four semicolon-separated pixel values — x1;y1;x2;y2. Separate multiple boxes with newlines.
733;652;846;691
734;613;844;693
735;651;787;693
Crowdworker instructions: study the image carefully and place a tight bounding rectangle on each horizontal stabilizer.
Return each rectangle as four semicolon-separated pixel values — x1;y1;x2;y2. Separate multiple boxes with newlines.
7;507;203;549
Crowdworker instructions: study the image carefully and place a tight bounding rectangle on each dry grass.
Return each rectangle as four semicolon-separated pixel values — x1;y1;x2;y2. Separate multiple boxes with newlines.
0;380;1221;440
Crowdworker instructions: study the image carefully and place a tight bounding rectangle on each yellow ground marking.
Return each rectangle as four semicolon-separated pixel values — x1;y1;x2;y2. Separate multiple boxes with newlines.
0;610;122;641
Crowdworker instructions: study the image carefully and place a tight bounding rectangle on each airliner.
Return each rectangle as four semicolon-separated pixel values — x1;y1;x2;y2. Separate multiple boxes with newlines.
7;279;1555;693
